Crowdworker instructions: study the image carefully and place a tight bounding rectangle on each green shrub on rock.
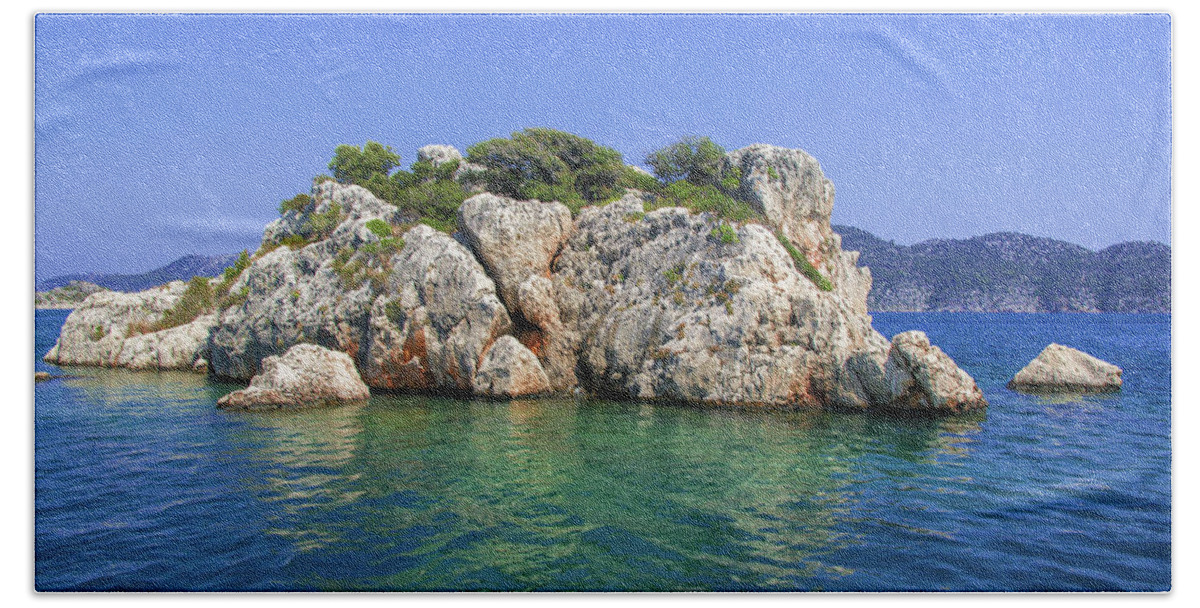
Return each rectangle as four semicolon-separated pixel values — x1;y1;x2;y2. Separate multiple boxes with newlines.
641;137;758;224
466;128;627;212
776;230;833;292
156;277;216;331
215;250;251;303
329;141;400;185
646;136;727;187
279;193;312;214
645;180;759;223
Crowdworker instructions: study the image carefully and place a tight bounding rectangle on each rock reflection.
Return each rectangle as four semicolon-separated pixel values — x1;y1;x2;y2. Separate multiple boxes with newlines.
338;398;989;589
222;402;367;554
55;367;216;412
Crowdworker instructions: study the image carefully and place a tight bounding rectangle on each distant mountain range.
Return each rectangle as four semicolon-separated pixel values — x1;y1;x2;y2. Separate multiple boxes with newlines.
36;253;242;293
833;226;1170;313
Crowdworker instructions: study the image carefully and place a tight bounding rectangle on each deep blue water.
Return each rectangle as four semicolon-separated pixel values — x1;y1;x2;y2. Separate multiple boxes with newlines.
34;310;1170;591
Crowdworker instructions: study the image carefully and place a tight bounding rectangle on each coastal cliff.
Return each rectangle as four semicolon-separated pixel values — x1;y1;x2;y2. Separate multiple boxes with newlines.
43;132;985;413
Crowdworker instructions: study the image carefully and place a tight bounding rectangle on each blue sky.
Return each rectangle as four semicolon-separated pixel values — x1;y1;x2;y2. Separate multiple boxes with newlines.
33;13;1171;281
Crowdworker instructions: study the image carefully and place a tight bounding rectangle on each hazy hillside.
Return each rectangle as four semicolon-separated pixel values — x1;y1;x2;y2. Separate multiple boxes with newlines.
37;253;242;293
834;226;1170;313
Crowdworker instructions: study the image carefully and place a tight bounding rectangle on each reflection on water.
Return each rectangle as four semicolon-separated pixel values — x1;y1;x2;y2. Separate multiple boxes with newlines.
224;405;368;554
37;365;1002;590
210;395;988;590
36;309;1170;591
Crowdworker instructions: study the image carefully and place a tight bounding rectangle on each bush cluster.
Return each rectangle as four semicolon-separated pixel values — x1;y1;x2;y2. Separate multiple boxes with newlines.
154;277;216;332
465;128;627;214
646;136;727;187
279;193;312;215
280;132;773;245
639;137;759;224
324;142;466;232
216;250;252;308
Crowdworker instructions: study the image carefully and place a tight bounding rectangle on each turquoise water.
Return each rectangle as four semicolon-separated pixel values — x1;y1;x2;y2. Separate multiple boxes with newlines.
34;310;1170;591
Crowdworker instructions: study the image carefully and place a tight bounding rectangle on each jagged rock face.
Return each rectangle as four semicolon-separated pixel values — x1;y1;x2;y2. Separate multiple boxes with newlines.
472;335;552;397
417;144;462;167
726;145;836;266
1008;343;1122;393
884;331;987;413
45;143;987;415
547;194;891;408
208;182;399;380
43;281;203;368
363;224;513;392
726;144;875;320
261;181;400;248
217;343;370;410
457;193;573;318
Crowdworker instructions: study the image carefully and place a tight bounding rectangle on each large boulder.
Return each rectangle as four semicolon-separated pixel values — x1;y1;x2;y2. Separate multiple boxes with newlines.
457;192;573;319
362;224;512;392
416;144;462;167
1008;343;1122;393
43;281;194;367
884;331;987;413
472;336;552;397
726;145;836;266
217;343;370;410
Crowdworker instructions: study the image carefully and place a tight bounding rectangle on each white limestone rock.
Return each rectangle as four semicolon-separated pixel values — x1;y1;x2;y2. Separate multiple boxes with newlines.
363;224;512;392
43;281;192;367
117;313;217;371
417;144;463;167
884;331;987;413
217;343;370;410
472;336;552;398
457;192;573;318
548;193;893;409
208;182;399;380
1008;343;1122;393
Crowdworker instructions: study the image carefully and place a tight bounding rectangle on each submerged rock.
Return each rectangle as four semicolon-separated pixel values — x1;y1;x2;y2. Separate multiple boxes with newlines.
1008;343;1122;393
217;343;370;410
884;331;987;413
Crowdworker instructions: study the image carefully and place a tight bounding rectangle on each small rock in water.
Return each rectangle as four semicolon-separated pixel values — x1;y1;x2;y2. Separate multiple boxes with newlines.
1008;343;1122;393
217;343;370;411
35;371;52;383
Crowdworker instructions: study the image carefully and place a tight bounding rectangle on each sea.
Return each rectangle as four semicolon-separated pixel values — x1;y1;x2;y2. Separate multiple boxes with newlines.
33;309;1171;591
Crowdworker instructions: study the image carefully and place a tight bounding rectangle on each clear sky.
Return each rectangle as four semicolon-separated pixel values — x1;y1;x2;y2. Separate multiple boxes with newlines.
33;13;1171;281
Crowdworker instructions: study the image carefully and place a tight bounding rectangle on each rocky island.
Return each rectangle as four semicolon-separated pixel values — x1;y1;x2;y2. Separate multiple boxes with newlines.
43;130;986;414
35;281;108;309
